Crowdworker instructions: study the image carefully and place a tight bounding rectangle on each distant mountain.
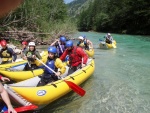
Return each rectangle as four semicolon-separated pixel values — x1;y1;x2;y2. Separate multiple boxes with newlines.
67;0;94;17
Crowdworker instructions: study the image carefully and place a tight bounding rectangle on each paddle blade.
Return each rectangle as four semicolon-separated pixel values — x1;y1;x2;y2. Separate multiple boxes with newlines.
64;80;86;96
4;104;38;113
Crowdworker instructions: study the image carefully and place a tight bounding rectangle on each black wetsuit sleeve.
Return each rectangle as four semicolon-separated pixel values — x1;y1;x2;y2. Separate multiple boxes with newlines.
9;48;17;61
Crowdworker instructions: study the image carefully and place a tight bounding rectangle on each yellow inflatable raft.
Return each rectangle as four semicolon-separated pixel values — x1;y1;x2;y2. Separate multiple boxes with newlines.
85;49;94;57
0;69;44;82
0;51;48;69
99;40;117;49
5;59;95;107
0;51;48;82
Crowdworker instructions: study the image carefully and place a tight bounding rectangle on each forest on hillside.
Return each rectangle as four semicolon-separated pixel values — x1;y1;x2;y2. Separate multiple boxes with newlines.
77;0;150;35
0;0;76;43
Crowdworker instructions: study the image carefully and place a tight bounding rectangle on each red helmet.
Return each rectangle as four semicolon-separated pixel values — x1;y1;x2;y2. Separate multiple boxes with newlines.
22;41;28;45
1;40;7;47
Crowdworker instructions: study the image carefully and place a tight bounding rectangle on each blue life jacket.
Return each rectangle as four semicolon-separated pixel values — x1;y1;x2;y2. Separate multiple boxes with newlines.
44;59;55;75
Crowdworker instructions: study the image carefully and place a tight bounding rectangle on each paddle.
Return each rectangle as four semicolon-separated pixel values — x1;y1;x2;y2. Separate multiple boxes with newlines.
36;58;86;96
58;41;63;53
4;104;38;113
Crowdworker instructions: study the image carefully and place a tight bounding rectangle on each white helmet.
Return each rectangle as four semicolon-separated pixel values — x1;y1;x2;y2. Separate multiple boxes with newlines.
107;33;111;35
78;36;84;40
28;42;35;46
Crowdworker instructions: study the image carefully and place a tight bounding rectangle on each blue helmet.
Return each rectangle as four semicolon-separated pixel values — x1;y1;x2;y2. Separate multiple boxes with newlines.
60;36;66;43
65;40;73;48
48;46;57;54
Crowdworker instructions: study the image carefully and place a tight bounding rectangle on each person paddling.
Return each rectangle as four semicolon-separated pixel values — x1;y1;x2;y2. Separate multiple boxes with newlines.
23;42;42;70
60;40;88;75
51;36;67;57
77;36;93;50
37;46;66;86
0;40;17;64
105;33;113;44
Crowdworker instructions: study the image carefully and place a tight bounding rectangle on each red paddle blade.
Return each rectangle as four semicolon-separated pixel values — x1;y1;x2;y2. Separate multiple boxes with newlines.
4;104;38;113
64;80;86;96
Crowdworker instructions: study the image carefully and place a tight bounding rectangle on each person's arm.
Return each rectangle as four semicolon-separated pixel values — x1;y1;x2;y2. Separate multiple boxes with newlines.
0;75;10;82
110;36;113;41
50;39;59;46
77;48;88;66
32;51;42;66
55;58;66;76
9;48;17;62
60;50;68;61
0;82;16;113
87;40;93;49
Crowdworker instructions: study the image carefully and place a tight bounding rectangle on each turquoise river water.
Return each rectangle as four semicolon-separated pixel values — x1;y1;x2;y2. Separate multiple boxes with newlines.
37;32;150;113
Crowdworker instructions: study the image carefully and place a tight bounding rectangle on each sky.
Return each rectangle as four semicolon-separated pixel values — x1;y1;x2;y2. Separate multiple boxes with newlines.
64;0;74;4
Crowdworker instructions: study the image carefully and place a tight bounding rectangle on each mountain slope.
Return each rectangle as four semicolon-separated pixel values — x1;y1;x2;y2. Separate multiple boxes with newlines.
67;0;94;17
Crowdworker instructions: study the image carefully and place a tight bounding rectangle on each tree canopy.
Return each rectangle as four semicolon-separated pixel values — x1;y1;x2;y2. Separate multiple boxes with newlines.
77;0;150;35
0;0;76;35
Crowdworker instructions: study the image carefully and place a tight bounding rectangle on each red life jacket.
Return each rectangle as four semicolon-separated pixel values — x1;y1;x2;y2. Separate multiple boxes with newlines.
68;46;82;67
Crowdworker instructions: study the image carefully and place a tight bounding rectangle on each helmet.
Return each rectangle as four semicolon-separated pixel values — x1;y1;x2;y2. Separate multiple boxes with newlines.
28;42;35;46
48;46;57;54
1;40;7;47
78;36;84;40
60;36;66;43
22;41;28;45
65;40;73;48
107;33;111;35
82;35;86;38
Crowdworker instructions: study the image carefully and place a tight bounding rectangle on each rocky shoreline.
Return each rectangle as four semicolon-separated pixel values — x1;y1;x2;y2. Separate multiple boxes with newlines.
0;28;74;46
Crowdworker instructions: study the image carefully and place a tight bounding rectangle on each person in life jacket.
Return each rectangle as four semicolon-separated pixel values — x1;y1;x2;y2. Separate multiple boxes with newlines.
105;33;113;44
77;36;93;50
23;42;42;70
60;40;88;75
0;40;17;64
51;36;67;57
37;46;66;86
20;41;28;58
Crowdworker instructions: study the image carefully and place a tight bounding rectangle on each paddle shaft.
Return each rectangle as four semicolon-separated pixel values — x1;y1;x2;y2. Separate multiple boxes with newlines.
36;58;57;74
